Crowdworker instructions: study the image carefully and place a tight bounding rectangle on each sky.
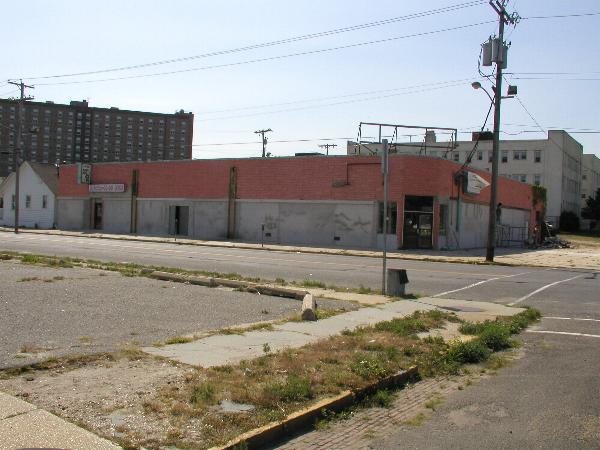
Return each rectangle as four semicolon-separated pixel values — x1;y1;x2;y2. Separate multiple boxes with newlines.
1;0;598;159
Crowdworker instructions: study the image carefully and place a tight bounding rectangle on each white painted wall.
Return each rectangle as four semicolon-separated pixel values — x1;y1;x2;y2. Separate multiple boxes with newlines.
0;163;56;228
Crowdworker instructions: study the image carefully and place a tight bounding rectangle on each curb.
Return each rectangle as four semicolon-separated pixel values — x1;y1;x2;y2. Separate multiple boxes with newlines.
149;271;308;300
212;366;419;450
1;228;593;271
0;228;511;267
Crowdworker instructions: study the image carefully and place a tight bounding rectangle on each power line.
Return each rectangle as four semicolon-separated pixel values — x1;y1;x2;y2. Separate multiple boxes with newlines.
196;80;472;122
197;77;476;116
34;21;497;86
21;1;486;81
25;12;598;86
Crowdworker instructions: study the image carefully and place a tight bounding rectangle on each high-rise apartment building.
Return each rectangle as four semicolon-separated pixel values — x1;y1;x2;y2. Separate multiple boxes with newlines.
0;99;193;177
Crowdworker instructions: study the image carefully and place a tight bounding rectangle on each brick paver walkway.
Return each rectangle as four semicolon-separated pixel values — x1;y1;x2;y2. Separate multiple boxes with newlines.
275;377;463;450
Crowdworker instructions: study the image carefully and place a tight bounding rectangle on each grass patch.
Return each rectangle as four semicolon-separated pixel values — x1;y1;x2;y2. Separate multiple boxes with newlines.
301;279;327;289
403;412;426;426
190;383;215;405
446;339;491;364
362;389;394;408
164;336;194;345
264;375;313;403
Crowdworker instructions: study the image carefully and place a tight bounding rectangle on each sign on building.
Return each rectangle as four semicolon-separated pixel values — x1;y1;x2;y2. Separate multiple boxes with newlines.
78;163;92;184
465;171;490;195
89;184;126;193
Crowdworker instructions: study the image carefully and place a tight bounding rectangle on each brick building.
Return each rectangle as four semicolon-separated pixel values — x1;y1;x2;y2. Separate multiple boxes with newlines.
0;99;193;177
56;155;540;250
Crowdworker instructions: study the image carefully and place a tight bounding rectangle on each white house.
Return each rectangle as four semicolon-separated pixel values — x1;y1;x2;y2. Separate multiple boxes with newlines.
0;162;58;228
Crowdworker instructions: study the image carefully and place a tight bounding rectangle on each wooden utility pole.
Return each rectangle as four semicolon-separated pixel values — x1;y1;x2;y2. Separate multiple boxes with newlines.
254;129;272;157
318;143;337;155
7;79;34;234
485;0;518;262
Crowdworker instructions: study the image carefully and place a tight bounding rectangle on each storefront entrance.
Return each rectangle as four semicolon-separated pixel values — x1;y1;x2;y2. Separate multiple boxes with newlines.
169;205;189;236
403;196;433;249
92;200;103;230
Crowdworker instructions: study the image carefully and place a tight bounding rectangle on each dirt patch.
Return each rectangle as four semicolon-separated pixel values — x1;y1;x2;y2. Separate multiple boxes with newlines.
0;354;189;448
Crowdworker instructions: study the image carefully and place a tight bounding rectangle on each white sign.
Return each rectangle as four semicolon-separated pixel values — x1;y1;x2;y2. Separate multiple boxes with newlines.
466;171;490;195
89;183;126;193
79;163;92;184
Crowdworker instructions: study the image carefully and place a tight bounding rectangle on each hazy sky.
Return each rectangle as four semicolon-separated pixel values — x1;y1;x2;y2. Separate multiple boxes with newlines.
1;0;598;158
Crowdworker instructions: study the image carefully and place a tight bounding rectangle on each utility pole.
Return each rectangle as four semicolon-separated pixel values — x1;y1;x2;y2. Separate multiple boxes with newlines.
485;0;518;262
381;139;389;295
7;79;34;234
318;143;337;155
254;128;272;157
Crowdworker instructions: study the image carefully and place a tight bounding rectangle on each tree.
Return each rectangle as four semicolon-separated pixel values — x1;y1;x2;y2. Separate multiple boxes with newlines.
582;188;600;220
582;188;600;231
559;211;579;232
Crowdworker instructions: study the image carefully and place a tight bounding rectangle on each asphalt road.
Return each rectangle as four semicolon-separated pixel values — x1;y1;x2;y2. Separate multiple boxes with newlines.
2;232;599;447
368;304;600;449
0;232;596;305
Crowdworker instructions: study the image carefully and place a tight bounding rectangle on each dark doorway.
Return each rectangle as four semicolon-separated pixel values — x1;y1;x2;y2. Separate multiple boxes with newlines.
169;205;189;236
403;196;433;249
93;201;103;230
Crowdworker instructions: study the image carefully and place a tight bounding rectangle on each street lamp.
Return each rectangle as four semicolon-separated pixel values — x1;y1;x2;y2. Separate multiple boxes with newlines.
471;82;494;103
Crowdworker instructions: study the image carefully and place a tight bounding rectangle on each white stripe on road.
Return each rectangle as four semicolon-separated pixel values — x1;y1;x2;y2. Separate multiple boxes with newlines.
508;275;585;306
432;272;531;298
544;316;600;323
526;330;600;339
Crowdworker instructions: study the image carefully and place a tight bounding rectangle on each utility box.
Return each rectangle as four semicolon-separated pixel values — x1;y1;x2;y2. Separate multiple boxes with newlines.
387;269;409;297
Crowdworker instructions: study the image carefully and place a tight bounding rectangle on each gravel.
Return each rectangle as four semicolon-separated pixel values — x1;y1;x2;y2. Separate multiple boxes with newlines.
0;260;356;369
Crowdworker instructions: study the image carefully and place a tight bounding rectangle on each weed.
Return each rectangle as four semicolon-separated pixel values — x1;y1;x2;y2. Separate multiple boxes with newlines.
301;279;327;289
479;323;513;351
190;382;215;405
262;343;271;354
375;316;427;336
484;354;511;371
164;336;193;345
261;309;270;315
351;354;389;379
274;278;286;285
363;389;394;408
446;340;491;364
264;375;313;403
424;397;444;411
78;336;93;344
403;412;426;426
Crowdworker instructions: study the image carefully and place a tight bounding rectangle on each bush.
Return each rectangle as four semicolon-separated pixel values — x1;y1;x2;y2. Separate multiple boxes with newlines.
559;211;580;232
447;340;491;364
375;315;428;336
478;323;513;351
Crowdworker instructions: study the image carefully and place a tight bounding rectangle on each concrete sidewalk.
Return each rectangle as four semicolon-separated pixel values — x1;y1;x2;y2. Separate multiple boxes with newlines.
0;391;120;450
3;227;598;270
144;297;523;367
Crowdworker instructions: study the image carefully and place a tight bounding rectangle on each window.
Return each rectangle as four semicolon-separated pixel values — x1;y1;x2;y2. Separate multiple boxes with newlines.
0;197;3;209
12;195;15;210
534;150;541;163
520;174;527;183
453;153;459;162
377;201;398;234
25;195;31;208
501;150;508;163
488;151;492;163
477;151;483;161
513;150;527;160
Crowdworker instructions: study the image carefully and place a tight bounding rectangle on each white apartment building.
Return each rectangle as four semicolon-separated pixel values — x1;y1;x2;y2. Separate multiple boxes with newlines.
348;130;583;226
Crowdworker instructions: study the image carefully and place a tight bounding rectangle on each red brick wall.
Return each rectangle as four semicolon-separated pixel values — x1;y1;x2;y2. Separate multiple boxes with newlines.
58;156;534;237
